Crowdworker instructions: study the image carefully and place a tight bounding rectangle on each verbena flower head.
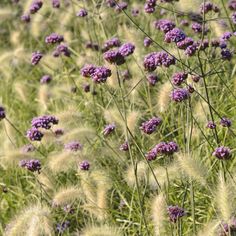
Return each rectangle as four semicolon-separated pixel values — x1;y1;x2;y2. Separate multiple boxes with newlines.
29;0;43;14
170;88;190;102
206;121;216;129
26;127;43;141
221;32;232;41
45;33;64;44
83;83;90;92
0;106;6;120
164;28;186;43
220;117;232;127
91;66;111;83
76;9;88;17
31;51;43;65
19;159;41;173
80;64;96;77
218;218;236;236
119;43;135;57
229;0;236;10
31;115;59;129
86;42;99;51
52;0;60;8
176;37;194;49
131;8;139;16
106;0;116;7
64;141;83;151
120;141;129;151
147;74;159;86
115;2;128;12
80;160;90;170
191;22;203;33
21;144;35;153
154;19;176;33
221;48;232;60
144;37;152;47
56;221;70;234
171;72;188;86
200;1;219;14
103;123;116;136
40;75;52;84
144;0;156;14
185;44;198;56
213;146;231;160
103;49;125;65
103;37;121;51
167;205;185;223
54;128;64;137
55;43;70;57
140;117;162;134
232;12;236;24
21;14;31;23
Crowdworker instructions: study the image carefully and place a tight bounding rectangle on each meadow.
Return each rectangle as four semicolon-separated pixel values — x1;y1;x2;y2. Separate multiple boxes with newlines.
0;0;236;235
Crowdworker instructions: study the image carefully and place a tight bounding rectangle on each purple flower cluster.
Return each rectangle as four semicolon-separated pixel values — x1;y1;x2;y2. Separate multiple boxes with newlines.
86;42;99;51
64;141;82;152
21;14;31;23
120;141;129;151
229;0;236;10
31;51;43;65
146;141;178;161
218;218;236;236
40;75;52;84
206;121;216;129
54;128;64;137
221;48;233;60
31;115;59;129
56;221;70;234
144;51;176;71
144;37;153;47
221;32;232;41
106;0;116;8
103;37;121;51
29;0;43;14
154;19;175;33
232;12;236;24
81;64;111;83
103;123;116;136
164;28;186;43
167;205;185;223
80;160;90;170
144;0;157;14
115;2;128;12
76;9;88;17
171;72;188;86
26;127;44;141
45;33;64;44
220;117;232;127
53;43;71;57
213;146;231;160
103;50;125;65
52;0;60;8
140;117;162;134
200;1;220;14
176;37;194;49
119;43;135;57
19;159;41;173
191;23;208;34
170;88;190;102
0;106;6;120
147;74;159;86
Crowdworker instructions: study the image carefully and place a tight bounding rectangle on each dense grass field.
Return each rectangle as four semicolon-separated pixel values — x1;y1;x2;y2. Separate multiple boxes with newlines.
1;0;236;235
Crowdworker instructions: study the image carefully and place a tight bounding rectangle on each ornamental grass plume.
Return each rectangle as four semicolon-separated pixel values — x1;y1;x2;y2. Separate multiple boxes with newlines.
5;204;53;236
156;81;172;113
52;186;81;206
197;220;220;236
79;225;122;236
37;85;51;112
151;193;168;236
176;152;208;185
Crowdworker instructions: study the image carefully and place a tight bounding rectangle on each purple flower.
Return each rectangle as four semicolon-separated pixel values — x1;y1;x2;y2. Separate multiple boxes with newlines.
106;0;116;7
147;74;159;86
31;51;43;65
115;2;128;12
143;52;158;71
119;43;135;57
31;115;58;129
121;70;131;80
197;39;209;50
86;42;99;51
103;123;116;136
120;141;129;151
221;32;233;41
144;3;155;13
232;12;236;24
146;148;158;161
213;146;231;160
21;14;30;23
80;64;96;77
154;19;175;33
56;221;70;234
192;75;201;83
170;88;190;102
54;43;70;57
103;37;121;51
131;8;139;16
176;37;194;49
171;72;188;86
21;144;35;153
103;49;125;65
54;128;64;137
206;121;216;129
185;44;198;56
80;160;90;170
40;75;52;84
52;0;60;8
220;117;232;127
29;0;43;14
76;9;88;17
140;117;162;134
45;33;64;44
91;66;112;83
229;0;236;10
180;20;189;27
65;141;82;151
82;84;90;92
27;128;43;141
218;218;236;236
167;205;185;223
0;106;6;120
164;28;186;43
20;159;41;173
192;23;203;33
221;48;232;60
144;37;153;47
200;1;219;14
